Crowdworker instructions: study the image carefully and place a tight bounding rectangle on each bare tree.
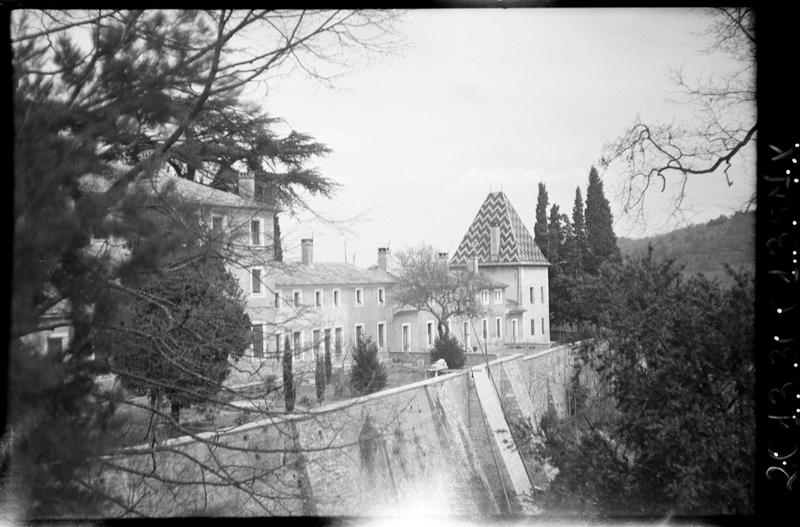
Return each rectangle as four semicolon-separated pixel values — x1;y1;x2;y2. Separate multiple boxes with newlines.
393;245;492;339
600;7;755;222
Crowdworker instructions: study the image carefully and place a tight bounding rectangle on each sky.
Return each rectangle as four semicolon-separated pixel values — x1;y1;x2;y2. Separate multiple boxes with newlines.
255;8;756;266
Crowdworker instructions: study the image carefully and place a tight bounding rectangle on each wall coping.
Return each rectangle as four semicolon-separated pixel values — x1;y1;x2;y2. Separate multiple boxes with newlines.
111;343;577;455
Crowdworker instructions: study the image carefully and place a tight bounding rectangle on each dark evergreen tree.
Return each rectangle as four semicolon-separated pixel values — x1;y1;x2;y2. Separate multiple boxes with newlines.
541;257;754;515
273;213;283;262
534;183;550;259
349;337;387;396
324;343;333;380
315;351;327;403
571;187;587;274
547;204;564;275
283;336;295;412
429;333;466;369
103;256;251;423
584;167;620;274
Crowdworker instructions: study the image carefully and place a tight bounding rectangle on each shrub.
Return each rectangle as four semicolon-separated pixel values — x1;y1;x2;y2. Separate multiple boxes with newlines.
349;337;387;396
429;332;465;369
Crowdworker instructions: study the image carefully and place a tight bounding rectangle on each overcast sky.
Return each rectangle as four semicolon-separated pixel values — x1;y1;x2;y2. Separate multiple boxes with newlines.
259;8;755;266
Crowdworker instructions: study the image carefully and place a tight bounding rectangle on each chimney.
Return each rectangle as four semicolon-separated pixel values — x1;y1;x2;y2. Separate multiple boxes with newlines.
490;224;500;261
437;252;449;271
238;171;255;200
377;247;390;271
301;238;313;267
467;255;479;274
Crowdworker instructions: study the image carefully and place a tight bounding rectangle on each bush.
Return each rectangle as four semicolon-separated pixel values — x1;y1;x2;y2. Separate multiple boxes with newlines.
349;337;387;396
429;332;465;369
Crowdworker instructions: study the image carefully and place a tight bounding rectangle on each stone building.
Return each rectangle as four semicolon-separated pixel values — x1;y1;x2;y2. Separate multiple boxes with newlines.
450;191;551;346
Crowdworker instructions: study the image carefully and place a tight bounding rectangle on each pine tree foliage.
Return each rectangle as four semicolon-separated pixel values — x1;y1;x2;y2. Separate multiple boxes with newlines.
534;183;550;259
10;9;401;516
584;167;620;274
349;337;387;396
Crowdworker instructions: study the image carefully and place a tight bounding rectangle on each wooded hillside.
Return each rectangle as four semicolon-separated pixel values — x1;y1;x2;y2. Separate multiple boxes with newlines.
617;211;754;286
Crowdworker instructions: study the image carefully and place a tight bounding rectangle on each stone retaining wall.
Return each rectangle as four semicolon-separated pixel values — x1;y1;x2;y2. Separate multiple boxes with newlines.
99;343;577;516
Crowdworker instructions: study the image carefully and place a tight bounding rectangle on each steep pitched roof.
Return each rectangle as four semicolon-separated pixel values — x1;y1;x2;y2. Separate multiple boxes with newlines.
272;261;395;287
450;191;548;266
79;171;273;210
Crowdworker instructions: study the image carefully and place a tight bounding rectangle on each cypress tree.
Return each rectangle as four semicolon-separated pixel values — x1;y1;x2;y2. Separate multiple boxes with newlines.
585;166;620;274
273;213;283;262
572;187;587;273
548;204;563;275
535;183;550;259
283;336;294;412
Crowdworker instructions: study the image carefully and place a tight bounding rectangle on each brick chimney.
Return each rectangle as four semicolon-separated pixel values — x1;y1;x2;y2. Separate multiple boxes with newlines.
438;252;449;271
238;171;255;200
301;238;313;267
490;224;500;262
377;247;390;271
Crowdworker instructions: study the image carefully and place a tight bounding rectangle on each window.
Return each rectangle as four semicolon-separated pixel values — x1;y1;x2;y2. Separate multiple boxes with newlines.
335;327;343;358
495;317;502;338
481;290;489;305
355;324;365;343
315;290;322;308
542;318;545;335
250;268;262;295
274;292;281;308
401;324;410;352
494;289;502;303
275;333;282;358
426;321;434;346
355;288;363;306
251;324;264;359
211;215;224;232
293;290;301;307
482;319;488;340
463;321;470;349
378;287;385;304
531;319;536;336
250;219;262;245
541;286;545;303
324;329;332;358
46;335;67;354
333;289;340;307
511;319;518;343
377;322;386;348
530;286;534;304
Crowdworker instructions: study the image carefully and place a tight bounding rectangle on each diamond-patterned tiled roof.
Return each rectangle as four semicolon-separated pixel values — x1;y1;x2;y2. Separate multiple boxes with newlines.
450;192;549;266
